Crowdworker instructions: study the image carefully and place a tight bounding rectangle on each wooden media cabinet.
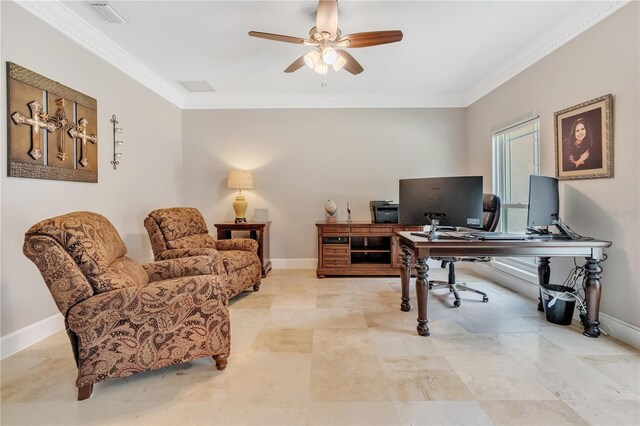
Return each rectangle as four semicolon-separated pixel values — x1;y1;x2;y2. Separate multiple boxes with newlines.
316;222;422;277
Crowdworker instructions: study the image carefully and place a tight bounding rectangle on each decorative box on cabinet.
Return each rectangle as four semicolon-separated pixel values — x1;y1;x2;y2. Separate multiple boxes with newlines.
316;222;422;277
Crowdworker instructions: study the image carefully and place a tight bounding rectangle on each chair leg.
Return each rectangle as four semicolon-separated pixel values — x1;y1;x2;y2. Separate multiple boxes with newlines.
456;283;489;303
429;262;488;307
213;353;229;370
77;384;93;401
450;284;462;307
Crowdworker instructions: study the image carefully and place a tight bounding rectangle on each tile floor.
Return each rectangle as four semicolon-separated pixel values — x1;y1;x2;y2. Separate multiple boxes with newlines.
2;269;639;425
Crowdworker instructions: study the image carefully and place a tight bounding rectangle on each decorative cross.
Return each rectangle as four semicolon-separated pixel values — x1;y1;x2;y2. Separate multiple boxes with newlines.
68;118;98;167
11;101;56;160
40;98;73;161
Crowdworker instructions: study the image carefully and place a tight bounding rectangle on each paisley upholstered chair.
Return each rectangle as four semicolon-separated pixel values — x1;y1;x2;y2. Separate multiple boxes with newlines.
23;211;231;400
144;207;262;298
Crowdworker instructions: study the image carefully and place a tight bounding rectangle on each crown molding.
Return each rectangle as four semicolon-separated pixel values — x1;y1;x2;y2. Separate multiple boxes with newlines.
14;0;631;110
181;93;467;109
14;0;186;108
463;1;631;106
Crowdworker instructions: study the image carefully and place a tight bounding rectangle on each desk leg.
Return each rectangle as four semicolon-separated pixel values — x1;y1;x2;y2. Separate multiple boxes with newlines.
415;257;430;336
583;257;603;338
400;246;411;312
537;257;550;312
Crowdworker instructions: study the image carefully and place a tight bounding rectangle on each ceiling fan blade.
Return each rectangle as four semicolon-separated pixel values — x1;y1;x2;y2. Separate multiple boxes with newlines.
316;0;338;35
339;30;403;48
284;55;307;73
248;31;306;44
337;50;363;75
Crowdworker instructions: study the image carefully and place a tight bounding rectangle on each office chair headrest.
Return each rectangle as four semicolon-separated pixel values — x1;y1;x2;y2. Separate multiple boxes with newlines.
483;194;501;232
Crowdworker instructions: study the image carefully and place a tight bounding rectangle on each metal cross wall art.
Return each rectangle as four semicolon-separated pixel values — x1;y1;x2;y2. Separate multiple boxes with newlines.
7;62;99;183
40;98;74;161
11;100;57;160
69;118;98;167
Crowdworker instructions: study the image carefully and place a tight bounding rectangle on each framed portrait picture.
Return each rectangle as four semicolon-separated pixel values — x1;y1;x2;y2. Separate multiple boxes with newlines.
554;94;613;180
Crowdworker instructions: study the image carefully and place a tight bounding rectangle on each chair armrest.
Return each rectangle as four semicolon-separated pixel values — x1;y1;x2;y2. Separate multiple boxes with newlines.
67;274;228;336
156;247;220;260
142;256;215;282
156;248;226;275
215;238;258;254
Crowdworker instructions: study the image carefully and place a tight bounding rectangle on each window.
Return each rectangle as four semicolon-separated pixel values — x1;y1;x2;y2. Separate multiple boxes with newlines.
492;116;540;268
492;117;540;233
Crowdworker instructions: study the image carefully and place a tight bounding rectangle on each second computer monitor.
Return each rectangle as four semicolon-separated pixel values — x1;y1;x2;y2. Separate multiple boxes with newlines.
399;176;484;228
527;175;560;228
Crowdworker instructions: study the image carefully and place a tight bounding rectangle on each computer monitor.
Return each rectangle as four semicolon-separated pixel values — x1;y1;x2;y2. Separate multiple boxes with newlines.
527;175;559;228
527;175;575;238
399;176;483;228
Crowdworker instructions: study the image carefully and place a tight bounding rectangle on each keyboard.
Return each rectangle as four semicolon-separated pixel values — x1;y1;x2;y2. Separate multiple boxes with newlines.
469;232;528;240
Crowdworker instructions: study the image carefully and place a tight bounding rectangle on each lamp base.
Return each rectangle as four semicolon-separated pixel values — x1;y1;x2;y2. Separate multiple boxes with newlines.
233;193;248;223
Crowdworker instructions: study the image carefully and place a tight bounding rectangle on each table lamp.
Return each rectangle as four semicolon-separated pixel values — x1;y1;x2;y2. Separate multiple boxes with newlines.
227;170;253;223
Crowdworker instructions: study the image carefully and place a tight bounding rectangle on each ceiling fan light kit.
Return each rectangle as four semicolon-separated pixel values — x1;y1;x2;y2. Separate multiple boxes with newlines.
249;0;403;76
322;47;338;65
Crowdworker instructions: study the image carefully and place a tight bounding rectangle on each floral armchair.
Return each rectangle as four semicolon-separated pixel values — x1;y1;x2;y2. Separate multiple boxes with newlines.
144;207;262;298
23;212;230;400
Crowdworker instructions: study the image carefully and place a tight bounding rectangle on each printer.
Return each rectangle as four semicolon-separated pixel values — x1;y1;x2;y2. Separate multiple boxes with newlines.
369;201;399;223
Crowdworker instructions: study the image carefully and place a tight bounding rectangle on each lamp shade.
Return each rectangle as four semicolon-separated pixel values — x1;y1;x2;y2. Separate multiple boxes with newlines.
227;170;253;190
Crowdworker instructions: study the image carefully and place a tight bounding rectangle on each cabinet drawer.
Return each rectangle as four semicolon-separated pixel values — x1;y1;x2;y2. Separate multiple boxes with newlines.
323;245;349;256
323;258;349;268
323;227;348;233
351;226;392;234
393;226;422;232
322;236;348;244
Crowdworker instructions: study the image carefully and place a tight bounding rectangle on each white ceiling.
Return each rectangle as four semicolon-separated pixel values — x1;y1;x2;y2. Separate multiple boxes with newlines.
20;1;627;108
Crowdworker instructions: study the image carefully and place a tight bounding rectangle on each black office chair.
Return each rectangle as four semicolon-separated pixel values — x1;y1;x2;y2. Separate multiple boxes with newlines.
429;193;501;307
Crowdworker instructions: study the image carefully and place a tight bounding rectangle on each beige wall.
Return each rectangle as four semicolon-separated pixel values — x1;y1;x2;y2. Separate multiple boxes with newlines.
1;2;183;337
466;3;639;327
182;108;467;259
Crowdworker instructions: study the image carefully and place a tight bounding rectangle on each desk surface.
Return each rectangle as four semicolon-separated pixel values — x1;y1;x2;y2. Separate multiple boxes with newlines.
397;231;611;259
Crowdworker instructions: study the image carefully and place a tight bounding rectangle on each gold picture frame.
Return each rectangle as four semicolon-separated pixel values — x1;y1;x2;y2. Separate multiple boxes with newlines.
554;94;613;180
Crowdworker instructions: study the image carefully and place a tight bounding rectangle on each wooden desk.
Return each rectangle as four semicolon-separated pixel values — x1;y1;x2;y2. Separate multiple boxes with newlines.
214;222;271;277
397;232;611;338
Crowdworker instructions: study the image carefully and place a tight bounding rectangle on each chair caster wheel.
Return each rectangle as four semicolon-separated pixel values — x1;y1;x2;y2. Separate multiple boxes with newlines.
453;300;461;307
483;297;489;303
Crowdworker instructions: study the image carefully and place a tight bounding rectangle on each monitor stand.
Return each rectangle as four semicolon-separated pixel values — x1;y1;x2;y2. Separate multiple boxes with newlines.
527;219;577;240
553;219;577;239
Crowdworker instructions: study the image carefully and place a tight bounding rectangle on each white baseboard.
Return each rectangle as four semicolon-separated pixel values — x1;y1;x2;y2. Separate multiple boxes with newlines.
468;262;640;350
598;313;640;349
0;313;64;360
271;258;317;269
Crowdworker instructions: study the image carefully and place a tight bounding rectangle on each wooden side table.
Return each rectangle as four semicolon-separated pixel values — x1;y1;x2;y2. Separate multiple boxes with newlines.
214;221;271;277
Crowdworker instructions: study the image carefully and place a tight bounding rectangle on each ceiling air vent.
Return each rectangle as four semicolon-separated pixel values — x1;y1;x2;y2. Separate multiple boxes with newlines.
178;81;216;92
90;2;127;24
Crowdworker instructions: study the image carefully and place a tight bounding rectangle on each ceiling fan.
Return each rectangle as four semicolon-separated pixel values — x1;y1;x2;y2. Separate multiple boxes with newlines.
248;0;403;75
